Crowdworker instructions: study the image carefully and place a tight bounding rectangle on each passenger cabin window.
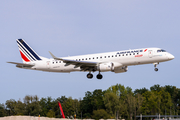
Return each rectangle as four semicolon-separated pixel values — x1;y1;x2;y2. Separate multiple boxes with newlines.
97;57;98;59
115;55;117;57
104;56;106;58
157;49;166;52
108;56;110;58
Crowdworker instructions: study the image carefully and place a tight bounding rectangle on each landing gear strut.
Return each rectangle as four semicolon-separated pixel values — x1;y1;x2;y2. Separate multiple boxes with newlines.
87;73;93;79
154;63;159;72
96;72;103;79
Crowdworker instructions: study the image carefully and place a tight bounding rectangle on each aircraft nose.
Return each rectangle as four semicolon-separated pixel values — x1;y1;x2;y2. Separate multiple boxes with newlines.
168;54;175;60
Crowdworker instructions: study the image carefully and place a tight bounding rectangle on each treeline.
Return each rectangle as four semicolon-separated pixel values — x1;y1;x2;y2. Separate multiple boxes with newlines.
0;84;180;120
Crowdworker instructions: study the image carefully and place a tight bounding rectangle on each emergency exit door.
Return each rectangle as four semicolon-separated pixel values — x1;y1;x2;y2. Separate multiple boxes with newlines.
148;50;153;58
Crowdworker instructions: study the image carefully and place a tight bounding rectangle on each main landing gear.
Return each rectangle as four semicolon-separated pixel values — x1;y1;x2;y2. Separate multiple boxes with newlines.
96;73;103;79
86;72;103;79
87;73;93;79
154;63;159;72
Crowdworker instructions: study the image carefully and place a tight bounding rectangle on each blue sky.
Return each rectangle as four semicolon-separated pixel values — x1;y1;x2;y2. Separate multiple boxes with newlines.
1;0;180;104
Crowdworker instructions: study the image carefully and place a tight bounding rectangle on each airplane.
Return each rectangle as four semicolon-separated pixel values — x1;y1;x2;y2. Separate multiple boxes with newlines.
8;39;174;79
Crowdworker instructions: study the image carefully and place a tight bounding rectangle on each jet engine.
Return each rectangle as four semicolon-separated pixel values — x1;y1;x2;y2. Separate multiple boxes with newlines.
97;62;114;72
114;66;128;73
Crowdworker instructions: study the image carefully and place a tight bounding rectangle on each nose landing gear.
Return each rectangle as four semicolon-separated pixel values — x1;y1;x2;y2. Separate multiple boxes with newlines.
155;68;158;71
153;63;159;72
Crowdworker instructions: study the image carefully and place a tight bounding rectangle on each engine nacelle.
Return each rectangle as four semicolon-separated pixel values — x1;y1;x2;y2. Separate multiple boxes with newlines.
114;66;128;73
97;62;114;72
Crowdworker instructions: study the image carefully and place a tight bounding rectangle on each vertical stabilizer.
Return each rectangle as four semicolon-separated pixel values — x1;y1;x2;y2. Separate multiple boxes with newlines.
16;39;42;63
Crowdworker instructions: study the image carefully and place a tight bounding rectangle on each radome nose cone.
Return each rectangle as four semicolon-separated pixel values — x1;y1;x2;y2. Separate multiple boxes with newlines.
169;54;175;60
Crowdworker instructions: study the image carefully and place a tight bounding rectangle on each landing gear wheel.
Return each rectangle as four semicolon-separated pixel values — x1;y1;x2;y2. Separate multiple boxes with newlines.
155;68;158;72
153;63;159;72
96;74;103;79
87;73;93;79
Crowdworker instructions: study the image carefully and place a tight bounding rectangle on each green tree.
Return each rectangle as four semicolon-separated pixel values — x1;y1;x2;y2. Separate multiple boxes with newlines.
92;109;111;120
150;84;162;92
14;100;25;115
63;97;76;117
126;93;136;120
23;95;42;116
0;104;5;117
141;91;160;115
135;93;144;116
103;92;119;118
160;89;173;115
134;87;149;95
81;91;93;117
47;110;55;118
5;99;16;115
164;85;180;114
105;84;132;119
92;89;105;110
39;98;48;116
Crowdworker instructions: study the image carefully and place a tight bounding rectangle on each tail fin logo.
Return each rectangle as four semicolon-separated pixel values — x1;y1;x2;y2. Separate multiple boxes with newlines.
16;39;42;62
19;51;30;62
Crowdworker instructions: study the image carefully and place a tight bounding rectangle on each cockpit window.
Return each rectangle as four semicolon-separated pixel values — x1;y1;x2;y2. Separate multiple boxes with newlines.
161;49;166;52
157;49;166;52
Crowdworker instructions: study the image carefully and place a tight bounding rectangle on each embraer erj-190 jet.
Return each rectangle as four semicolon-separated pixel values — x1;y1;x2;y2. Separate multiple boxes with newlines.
8;39;174;79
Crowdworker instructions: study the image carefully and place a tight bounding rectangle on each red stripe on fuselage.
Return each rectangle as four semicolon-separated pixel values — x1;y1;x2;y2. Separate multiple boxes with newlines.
20;51;30;62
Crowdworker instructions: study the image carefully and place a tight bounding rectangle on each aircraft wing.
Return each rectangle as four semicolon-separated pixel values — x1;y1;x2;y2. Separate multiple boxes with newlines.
49;51;99;71
7;62;34;67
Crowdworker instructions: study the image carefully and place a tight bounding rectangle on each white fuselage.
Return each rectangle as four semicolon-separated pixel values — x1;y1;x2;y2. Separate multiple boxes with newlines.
27;48;174;73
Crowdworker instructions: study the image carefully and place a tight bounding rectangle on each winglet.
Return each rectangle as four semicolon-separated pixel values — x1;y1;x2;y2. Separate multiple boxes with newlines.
49;51;63;61
49;51;56;58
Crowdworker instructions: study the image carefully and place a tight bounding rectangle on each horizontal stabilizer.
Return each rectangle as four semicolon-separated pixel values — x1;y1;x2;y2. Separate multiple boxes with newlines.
7;62;34;68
